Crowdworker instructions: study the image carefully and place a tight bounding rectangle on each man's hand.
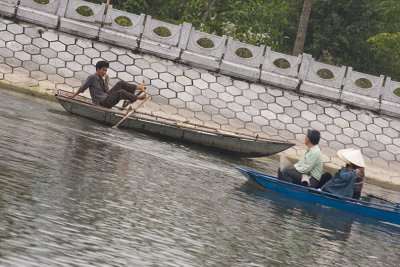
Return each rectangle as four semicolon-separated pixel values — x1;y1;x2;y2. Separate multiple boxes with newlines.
104;73;109;82
67;90;80;98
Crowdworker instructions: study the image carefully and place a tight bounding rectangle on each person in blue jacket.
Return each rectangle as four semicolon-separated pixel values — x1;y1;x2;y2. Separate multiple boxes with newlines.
321;149;365;198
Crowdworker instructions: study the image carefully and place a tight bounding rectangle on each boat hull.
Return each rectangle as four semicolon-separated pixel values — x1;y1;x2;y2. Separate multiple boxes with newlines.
55;92;294;157
236;167;400;225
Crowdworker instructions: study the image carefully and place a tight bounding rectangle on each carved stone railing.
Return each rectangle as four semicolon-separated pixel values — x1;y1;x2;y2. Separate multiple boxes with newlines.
341;68;384;110
0;0;399;118
381;78;400;117
59;0;110;38
16;0;66;28
0;0;18;17
261;46;302;90
220;37;265;81
179;25;227;71
99;7;144;49
299;54;347;101
139;16;182;60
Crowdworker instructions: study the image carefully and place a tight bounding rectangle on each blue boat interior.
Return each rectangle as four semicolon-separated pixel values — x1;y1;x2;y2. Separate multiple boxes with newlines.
235;166;400;218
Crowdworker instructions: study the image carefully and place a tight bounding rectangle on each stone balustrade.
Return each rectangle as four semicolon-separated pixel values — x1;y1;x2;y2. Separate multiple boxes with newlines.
262;46;302;90
0;0;18;17
60;0;110;38
1;0;398;118
180;25;227;71
99;8;144;50
342;68;384;110
382;78;400;118
299;54;347;101
220;37;265;81
140;16;182;60
16;0;61;28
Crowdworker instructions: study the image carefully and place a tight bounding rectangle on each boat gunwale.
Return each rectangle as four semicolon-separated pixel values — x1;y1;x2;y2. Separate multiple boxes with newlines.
236;166;400;214
55;90;294;146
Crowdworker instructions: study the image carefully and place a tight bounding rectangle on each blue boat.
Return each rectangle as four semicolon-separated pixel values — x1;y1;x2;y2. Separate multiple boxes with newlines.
236;167;400;225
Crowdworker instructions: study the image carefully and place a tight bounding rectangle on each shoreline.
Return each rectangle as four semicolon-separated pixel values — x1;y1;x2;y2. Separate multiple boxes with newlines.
1;80;399;190
0;80;56;102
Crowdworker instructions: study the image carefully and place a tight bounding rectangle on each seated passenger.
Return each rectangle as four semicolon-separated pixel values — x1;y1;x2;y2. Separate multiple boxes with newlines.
278;129;323;188
321;149;365;198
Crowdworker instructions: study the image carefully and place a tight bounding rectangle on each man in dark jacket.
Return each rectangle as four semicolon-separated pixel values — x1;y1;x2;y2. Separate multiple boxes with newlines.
69;61;147;108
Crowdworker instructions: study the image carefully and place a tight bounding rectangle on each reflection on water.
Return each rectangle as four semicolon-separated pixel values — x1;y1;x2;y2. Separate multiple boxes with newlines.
0;88;400;266
237;181;354;242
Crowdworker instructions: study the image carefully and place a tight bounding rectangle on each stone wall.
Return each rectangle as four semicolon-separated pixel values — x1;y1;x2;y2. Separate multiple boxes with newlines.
1;0;400;184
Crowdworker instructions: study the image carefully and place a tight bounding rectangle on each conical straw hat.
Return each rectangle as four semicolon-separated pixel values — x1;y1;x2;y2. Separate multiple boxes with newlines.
342;149;365;168
337;148;355;164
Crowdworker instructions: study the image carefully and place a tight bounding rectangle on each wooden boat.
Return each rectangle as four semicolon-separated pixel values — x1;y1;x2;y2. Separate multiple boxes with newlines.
54;89;294;157
236;167;400;225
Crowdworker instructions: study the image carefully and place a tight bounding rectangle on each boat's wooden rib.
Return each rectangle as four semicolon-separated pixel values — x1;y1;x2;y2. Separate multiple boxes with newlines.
54;89;294;157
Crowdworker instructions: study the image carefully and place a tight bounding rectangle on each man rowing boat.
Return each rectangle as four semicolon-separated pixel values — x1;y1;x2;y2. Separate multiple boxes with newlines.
68;61;147;108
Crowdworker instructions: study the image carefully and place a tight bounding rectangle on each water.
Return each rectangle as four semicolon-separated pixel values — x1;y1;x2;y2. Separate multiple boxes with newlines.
0;88;399;266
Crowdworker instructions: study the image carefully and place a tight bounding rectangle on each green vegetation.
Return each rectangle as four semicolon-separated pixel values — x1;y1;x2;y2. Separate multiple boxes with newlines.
76;6;94;17
316;69;334;79
34;0;50;4
368;32;400;81
355;78;373;89
393;88;400;97
273;58;291;69
84;0;400;81
153;26;171;37
235;48;252;58
197;37;214;48
115;16;133;27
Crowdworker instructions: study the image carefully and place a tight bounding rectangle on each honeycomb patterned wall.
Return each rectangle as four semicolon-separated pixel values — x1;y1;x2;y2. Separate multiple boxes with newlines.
0;18;399;184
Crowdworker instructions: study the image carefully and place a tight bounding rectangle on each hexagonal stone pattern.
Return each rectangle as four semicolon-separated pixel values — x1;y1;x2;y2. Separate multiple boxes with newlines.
1;17;400;184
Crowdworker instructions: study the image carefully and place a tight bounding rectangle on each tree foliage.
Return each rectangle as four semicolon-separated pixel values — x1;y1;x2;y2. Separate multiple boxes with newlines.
367;1;400;80
215;0;289;48
86;0;400;80
368;33;400;80
305;0;383;71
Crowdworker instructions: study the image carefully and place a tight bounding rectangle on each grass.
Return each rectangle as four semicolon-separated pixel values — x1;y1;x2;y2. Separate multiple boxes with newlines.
316;68;335;79
34;0;49;4
153;26;171;37
355;78;372;88
76;6;94;17
115;16;133;27
197;37;214;48
393;88;400;97
273;58;291;69
235;48;253;58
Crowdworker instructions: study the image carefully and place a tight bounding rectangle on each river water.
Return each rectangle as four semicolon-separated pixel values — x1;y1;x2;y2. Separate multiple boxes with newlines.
0;88;399;266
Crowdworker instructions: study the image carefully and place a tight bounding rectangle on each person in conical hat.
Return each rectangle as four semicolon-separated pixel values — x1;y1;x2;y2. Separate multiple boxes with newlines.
341;149;365;168
340;149;365;199
337;148;355;164
321;149;365;199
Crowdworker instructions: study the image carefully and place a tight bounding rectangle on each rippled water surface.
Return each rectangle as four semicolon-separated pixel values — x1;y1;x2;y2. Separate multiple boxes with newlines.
0;88;400;266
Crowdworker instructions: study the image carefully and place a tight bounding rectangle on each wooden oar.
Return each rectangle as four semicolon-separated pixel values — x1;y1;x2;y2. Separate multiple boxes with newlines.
113;95;150;128
366;194;400;207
